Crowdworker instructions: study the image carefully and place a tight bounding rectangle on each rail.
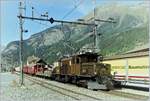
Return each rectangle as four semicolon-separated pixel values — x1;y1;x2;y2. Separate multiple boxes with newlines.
15;72;102;101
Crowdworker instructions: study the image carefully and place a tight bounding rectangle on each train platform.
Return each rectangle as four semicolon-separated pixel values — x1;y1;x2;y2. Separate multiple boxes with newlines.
114;74;149;91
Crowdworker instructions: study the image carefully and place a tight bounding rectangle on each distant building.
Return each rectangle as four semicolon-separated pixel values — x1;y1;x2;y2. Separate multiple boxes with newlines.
27;55;47;67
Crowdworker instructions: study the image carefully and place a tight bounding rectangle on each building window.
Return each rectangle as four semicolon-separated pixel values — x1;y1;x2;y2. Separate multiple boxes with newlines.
76;58;80;64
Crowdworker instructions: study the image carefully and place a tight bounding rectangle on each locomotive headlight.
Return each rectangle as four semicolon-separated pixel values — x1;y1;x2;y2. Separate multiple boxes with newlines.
82;69;86;73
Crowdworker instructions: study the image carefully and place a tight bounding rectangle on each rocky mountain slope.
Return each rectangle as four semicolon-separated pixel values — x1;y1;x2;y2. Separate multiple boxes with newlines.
2;4;149;68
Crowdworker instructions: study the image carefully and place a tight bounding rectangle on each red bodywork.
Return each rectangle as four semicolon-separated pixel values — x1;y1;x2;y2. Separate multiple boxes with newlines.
23;66;28;73
23;65;46;75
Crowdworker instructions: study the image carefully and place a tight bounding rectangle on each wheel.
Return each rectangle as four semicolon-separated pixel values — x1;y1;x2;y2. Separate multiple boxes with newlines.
106;80;114;90
64;75;69;82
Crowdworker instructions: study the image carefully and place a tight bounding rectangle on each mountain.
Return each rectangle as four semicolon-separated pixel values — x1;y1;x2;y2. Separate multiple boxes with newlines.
1;4;149;69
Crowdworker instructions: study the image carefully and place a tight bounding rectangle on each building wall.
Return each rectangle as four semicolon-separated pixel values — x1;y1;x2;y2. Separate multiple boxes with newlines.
103;56;149;66
103;56;149;76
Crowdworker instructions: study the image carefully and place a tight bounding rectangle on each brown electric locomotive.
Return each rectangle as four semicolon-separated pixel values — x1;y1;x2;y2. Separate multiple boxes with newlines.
51;52;120;90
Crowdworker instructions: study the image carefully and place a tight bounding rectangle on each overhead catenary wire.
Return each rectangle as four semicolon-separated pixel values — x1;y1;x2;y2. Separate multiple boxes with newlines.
29;0;83;27
62;0;84;20
32;11;50;28
33;20;50;27
27;1;51;28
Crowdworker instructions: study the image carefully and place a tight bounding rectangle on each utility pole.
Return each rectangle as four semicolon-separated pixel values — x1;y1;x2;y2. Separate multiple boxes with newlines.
90;0;116;53
93;0;97;53
125;58;129;82
148;0;150;98
19;1;24;86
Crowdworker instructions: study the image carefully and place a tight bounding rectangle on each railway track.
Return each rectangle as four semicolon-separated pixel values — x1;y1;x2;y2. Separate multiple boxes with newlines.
16;73;102;101
38;75;149;100
15;72;149;101
26;77;80;100
102;90;149;101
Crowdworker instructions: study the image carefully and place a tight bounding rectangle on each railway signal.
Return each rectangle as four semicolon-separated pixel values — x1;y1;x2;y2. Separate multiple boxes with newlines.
49;18;54;24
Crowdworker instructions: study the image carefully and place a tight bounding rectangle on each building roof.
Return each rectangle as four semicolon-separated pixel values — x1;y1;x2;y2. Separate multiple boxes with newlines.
27;55;47;65
27;55;40;63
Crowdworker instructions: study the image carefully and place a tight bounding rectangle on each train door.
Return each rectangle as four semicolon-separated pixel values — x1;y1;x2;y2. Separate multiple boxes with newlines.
75;56;81;76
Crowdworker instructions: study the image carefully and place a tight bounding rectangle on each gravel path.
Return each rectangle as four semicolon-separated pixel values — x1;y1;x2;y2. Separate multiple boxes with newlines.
0;72;76;101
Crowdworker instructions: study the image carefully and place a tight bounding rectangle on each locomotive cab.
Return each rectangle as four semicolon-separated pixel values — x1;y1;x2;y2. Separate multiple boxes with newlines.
76;52;114;90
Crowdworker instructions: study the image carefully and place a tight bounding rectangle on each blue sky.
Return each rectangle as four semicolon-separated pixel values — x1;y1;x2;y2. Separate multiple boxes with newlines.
0;0;145;46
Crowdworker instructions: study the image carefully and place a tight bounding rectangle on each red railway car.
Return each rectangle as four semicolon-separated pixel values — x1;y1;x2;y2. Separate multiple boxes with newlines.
27;66;36;75
23;64;46;75
23;58;47;75
23;66;28;73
